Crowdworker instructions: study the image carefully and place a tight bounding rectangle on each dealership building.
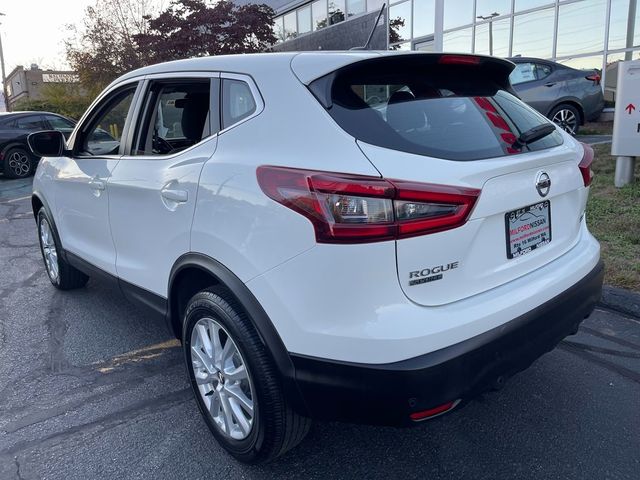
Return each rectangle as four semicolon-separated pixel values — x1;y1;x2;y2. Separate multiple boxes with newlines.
266;0;639;106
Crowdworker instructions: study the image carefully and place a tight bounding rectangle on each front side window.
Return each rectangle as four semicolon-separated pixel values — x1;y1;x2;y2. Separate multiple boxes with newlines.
133;80;212;156
16;116;46;130
78;85;136;156
222;79;257;130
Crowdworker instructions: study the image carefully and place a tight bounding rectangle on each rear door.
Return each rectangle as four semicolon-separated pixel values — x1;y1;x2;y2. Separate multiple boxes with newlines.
309;54;589;306
107;73;220;297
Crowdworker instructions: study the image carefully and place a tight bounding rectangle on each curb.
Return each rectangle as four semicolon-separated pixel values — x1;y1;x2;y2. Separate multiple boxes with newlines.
598;285;640;319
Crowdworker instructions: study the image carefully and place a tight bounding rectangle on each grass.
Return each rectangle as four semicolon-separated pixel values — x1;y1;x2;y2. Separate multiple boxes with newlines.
579;121;613;136
586;143;640;291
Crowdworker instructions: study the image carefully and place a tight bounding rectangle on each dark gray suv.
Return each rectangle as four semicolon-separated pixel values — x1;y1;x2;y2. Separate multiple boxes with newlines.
509;57;604;135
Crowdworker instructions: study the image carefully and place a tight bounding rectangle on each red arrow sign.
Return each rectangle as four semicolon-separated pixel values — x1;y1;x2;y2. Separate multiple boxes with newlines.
626;103;636;114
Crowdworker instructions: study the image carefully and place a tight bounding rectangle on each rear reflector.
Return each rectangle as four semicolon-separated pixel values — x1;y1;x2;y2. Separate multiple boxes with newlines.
409;400;459;421
257;166;480;244
579;142;594;187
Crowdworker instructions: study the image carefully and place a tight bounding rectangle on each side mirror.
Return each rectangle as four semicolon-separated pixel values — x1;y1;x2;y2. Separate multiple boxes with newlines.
27;130;67;157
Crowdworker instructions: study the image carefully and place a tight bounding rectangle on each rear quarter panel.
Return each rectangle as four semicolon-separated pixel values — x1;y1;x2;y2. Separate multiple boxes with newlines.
190;58;382;282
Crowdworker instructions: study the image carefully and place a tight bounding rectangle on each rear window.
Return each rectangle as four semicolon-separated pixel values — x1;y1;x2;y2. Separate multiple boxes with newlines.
312;56;563;161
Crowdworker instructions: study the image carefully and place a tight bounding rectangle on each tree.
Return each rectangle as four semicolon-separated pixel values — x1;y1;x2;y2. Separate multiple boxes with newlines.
134;0;276;63
65;0;159;94
13;83;91;120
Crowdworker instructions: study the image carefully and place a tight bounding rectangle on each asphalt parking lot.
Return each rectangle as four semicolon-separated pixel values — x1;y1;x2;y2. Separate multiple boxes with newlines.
1;176;639;480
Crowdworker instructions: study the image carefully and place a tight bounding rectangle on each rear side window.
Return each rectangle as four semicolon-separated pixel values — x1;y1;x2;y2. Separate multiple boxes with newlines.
313;57;562;161
222;79;256;129
16;116;46;130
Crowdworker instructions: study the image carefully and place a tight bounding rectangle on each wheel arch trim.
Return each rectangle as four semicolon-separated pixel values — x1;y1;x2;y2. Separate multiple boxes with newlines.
168;252;307;414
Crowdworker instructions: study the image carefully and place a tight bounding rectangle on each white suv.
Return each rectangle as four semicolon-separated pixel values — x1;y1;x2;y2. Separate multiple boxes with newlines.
28;52;603;463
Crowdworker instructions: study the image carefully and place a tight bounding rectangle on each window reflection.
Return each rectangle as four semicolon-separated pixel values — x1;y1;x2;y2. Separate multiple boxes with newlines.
476;0;511;18
368;0;385;12
347;0;365;17
443;28;473;53
390;1;412;44
444;0;474;30
512;8;554;58
312;0;328;31
283;11;297;40
608;0;640;50
273;16;285;43
298;5;312;34
329;0;346;25
475;17;511;56
515;0;554;12
556;0;607;57
413;0;435;38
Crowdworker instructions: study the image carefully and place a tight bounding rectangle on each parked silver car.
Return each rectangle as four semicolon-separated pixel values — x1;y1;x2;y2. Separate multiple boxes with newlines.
509;57;605;135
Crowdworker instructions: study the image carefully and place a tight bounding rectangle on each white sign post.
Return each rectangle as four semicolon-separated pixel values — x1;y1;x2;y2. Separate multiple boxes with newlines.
611;59;640;187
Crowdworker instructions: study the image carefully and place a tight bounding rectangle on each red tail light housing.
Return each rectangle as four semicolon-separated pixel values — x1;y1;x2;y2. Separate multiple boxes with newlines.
585;73;601;85
579;142;594;187
257;166;480;244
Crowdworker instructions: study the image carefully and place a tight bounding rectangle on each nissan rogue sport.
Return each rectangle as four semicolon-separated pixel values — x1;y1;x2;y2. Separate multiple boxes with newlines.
28;52;603;464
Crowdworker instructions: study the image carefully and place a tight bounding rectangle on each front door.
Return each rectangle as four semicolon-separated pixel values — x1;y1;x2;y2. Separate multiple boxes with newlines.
52;83;140;275
108;75;220;297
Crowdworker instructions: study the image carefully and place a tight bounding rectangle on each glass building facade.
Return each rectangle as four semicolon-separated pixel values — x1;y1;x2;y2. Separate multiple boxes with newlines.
273;0;640;106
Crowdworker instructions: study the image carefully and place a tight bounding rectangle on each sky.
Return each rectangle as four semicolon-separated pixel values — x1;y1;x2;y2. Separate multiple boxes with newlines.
0;0;96;73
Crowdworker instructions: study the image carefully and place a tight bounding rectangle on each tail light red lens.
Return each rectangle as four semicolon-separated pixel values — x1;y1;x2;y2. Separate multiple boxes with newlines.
585;73;601;85
579;142;594;187
257;166;480;244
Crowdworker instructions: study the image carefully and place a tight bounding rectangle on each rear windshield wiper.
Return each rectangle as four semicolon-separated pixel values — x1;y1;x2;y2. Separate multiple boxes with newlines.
512;123;556;149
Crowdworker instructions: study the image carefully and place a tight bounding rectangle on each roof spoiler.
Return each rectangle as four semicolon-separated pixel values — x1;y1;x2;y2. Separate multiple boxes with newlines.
309;53;517;110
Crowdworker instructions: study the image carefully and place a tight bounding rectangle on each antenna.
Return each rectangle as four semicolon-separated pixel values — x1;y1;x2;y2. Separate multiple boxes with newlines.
350;3;386;51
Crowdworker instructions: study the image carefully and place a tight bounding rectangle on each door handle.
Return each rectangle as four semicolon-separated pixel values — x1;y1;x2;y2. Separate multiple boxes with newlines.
88;178;106;190
161;188;188;203
544;82;556;87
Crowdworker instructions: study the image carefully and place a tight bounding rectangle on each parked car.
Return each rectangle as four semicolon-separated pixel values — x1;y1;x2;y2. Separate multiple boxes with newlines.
508;57;604;135
0;111;78;178
28;52;603;464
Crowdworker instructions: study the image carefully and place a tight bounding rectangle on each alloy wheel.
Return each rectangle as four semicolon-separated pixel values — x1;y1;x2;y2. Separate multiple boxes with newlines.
551;109;577;135
8;150;31;177
39;217;59;283
190;317;255;440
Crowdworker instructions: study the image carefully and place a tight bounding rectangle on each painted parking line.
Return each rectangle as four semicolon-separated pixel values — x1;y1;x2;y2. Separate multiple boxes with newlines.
0;195;31;204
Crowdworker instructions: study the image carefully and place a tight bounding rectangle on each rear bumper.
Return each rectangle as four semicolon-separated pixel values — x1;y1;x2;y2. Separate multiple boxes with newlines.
291;260;604;426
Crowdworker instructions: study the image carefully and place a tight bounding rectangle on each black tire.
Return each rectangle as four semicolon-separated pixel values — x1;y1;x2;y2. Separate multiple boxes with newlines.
37;207;89;290
549;103;581;136
183;288;310;464
3;146;34;179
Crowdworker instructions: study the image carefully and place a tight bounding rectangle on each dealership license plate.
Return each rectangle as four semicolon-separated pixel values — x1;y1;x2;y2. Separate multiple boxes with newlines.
505;201;552;259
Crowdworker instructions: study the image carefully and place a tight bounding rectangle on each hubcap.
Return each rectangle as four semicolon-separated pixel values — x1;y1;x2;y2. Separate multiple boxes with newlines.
39;218;59;283
190;317;255;440
7;151;31;177
551;109;577;135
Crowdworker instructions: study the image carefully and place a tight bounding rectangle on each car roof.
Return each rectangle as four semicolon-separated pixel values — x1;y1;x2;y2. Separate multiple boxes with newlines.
114;51;515;87
0;111;63;118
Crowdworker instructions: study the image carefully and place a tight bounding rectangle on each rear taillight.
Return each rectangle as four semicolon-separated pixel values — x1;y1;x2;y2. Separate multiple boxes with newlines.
256;166;480;244
579;142;594;187
585;73;601;85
